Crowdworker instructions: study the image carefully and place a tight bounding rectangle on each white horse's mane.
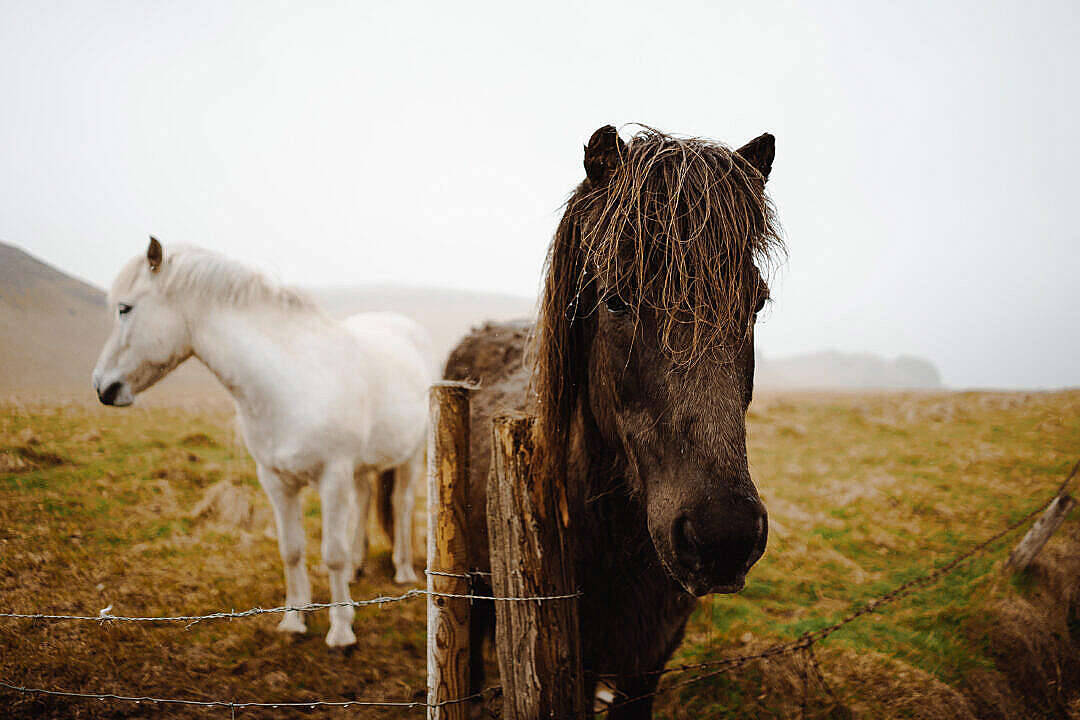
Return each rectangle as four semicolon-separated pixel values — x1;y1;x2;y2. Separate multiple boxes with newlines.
111;244;319;313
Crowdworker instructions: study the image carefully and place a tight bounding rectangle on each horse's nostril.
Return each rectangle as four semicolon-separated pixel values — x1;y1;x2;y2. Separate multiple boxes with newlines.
671;497;767;587
746;504;769;571
99;382;123;406
672;515;705;573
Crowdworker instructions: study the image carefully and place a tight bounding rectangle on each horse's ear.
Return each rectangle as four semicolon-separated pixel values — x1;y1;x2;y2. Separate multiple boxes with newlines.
735;133;775;182
584;125;626;185
147;236;163;273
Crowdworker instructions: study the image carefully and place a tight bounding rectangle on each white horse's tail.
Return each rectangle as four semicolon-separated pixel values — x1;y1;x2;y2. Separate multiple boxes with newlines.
375;468;395;543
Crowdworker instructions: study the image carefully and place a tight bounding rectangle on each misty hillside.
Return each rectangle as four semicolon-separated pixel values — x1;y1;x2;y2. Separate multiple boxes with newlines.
756;350;943;389
0;241;112;395
0;241;942;397
0;242;220;399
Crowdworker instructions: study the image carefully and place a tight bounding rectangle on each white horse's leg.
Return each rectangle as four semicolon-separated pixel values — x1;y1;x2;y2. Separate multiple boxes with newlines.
258;464;310;634
391;449;421;585
320;460;357;648
350;469;374;578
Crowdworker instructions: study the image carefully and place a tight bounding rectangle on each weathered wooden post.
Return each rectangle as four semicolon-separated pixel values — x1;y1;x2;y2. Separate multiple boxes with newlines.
1004;493;1076;572
488;414;585;720
427;382;472;720
1004;460;1079;573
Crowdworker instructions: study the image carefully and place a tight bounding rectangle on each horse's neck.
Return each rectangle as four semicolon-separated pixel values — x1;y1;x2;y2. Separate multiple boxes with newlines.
188;305;318;415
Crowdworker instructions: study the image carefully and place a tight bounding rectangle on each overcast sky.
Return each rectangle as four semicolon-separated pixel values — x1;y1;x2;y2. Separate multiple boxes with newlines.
1;0;1077;388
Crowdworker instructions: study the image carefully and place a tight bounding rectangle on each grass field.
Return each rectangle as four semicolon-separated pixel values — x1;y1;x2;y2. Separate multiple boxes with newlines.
1;390;1078;718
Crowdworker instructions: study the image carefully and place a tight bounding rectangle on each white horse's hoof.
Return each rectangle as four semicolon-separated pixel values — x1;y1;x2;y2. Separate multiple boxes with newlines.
394;566;420;585
325;624;357;648
277;613;307;634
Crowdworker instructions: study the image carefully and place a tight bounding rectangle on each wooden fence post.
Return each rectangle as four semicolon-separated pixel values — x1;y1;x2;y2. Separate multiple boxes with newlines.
488;414;585;720
427;382;472;720
1004;493;1076;572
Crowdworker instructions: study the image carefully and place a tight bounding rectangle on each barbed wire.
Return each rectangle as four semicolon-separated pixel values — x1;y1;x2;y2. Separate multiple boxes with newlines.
0;587;580;627
3;459;1074;716
596;469;1075;715
604;483;1056;686
1055;458;1080;496
0;592;422;626
0;679;500;712
424;569;492;580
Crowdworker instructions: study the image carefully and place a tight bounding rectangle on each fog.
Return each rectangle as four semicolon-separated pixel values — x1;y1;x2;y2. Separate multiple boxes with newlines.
1;0;1076;388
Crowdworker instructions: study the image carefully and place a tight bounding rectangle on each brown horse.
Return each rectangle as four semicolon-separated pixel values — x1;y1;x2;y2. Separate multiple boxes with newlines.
444;125;783;718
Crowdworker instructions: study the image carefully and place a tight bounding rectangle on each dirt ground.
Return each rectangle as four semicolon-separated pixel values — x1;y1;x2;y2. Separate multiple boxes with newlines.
1;390;1078;718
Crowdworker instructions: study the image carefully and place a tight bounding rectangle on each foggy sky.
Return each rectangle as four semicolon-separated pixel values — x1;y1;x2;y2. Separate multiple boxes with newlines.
1;0;1077;389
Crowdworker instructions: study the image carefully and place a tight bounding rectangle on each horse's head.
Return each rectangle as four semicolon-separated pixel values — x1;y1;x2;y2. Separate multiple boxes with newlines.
539;126;782;596
92;237;192;406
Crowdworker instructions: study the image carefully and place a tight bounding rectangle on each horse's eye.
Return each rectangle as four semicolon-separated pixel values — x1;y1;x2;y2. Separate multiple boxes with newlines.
604;295;630;316
753;295;767;314
118;303;133;316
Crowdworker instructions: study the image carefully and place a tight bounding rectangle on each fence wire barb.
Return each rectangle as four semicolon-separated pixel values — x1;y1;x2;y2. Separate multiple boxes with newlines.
424;569;492;580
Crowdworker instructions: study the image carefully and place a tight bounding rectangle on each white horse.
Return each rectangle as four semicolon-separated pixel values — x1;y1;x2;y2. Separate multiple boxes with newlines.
91;237;432;647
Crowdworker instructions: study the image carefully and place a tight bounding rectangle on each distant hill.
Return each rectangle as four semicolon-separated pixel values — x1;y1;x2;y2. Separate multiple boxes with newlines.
0;242;219;399
756;350;943;389
0;241;111;395
0;241;942;398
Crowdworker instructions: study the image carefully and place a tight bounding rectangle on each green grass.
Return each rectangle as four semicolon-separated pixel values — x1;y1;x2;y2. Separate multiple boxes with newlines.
0;391;1078;718
661;390;1080;718
0;399;428;719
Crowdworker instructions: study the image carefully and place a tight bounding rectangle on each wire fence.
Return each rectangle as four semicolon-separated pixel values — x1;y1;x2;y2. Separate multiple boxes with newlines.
0;585;580;628
596;460;1079;715
0;680;501;715
2;461;1075;716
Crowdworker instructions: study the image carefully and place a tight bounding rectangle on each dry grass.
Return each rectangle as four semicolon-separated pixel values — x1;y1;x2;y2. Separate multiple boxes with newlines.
0;399;427;719
661;390;1080;719
1;390;1078;718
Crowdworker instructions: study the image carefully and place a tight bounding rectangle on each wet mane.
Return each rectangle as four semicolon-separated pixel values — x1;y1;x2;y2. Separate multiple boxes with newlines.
442;126;783;704
109;245;318;313
535;127;784;460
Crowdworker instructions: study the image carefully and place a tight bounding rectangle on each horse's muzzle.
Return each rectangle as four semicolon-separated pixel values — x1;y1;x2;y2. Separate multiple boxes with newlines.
671;495;768;596
97;381;133;407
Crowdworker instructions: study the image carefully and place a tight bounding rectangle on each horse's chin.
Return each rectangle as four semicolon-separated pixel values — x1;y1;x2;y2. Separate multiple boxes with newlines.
656;546;748;596
692;575;746;596
111;392;135;407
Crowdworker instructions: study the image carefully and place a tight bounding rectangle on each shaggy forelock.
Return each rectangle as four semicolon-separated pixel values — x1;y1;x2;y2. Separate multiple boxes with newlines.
573;126;783;364
535;127;784;469
109;245;317;312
